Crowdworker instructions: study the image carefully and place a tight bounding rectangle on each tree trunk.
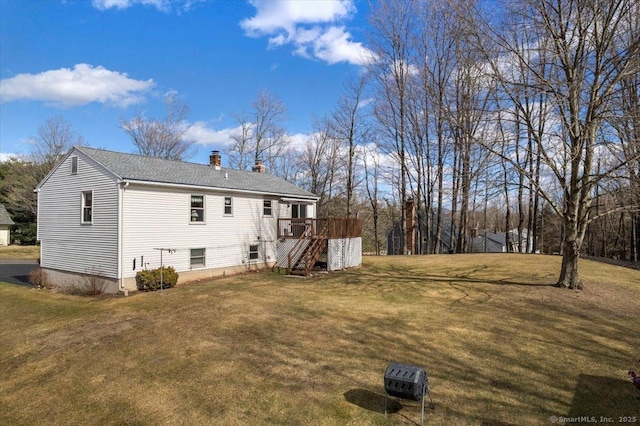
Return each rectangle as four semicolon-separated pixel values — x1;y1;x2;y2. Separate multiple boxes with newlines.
556;235;582;289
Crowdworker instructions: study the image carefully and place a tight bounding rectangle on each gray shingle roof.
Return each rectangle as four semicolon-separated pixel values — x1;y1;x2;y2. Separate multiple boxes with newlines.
0;204;14;225
76;146;318;200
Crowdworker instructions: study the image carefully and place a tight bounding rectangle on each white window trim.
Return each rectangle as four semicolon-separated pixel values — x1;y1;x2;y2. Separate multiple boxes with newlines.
190;248;206;269
249;244;259;261
81;190;93;224
224;196;233;216
263;199;273;217
71;156;78;175
190;194;206;224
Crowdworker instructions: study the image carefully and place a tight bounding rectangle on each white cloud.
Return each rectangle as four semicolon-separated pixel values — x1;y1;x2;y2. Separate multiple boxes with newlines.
288;132;311;152
312;26;370;65
92;0;203;12
184;122;242;146
0;64;155;108
241;0;353;34
92;0;170;11
185;121;312;153
241;0;372;66
0;153;19;162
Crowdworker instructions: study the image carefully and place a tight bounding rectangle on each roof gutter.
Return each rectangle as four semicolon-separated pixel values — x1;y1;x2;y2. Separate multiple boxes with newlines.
119;179;320;202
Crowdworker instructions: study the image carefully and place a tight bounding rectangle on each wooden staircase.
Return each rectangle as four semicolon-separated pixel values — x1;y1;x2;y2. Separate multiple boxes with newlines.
288;224;328;276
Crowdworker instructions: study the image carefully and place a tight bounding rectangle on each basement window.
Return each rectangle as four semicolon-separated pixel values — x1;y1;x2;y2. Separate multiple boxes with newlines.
249;244;259;260
190;248;206;268
81;190;93;224
190;195;205;222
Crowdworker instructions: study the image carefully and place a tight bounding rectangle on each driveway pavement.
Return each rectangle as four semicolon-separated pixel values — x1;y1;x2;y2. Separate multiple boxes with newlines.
0;259;39;286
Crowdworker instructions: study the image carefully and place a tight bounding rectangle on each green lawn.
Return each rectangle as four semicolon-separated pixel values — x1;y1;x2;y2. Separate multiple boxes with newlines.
1;254;638;425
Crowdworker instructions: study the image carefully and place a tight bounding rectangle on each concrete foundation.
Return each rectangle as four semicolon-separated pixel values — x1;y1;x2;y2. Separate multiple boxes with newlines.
43;262;276;295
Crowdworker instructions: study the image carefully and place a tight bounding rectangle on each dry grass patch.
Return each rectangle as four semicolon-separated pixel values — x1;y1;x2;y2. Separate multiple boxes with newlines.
0;245;39;260
1;254;638;425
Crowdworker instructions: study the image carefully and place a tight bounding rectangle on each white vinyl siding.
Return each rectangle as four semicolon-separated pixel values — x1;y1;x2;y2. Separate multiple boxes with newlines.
121;186;285;278
37;151;119;278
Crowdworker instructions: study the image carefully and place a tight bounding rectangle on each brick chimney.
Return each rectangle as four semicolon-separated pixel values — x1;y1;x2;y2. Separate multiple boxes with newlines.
252;159;266;173
210;151;221;170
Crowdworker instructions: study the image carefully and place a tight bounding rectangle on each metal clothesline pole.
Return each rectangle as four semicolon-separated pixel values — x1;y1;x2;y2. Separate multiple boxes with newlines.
153;248;176;293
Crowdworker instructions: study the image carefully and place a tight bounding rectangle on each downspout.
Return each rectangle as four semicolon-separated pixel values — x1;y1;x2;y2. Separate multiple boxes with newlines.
119;181;129;295
34;188;41;264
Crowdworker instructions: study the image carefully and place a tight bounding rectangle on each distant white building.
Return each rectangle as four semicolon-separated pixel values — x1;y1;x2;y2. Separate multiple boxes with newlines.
36;147;327;293
0;204;15;245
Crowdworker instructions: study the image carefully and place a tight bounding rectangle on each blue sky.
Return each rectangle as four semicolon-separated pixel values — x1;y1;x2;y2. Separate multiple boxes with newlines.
0;0;371;165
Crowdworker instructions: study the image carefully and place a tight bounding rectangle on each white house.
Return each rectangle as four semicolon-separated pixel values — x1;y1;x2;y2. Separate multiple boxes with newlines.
0;204;14;245
36;147;322;294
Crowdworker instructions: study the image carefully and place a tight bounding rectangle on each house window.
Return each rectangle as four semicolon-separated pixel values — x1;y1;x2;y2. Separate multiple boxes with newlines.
263;199;272;217
81;191;93;224
292;203;307;218
224;196;233;216
71;156;78;174
191;195;204;222
190;248;206;267
249;244;259;260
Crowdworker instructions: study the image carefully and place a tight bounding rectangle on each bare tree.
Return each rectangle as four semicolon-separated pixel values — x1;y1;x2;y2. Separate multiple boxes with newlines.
419;0;458;254
120;92;195;161
228;112;253;171
29;115;85;169
328;75;370;217
363;143;383;254
367;0;417;255
608;3;640;261
473;0;640;288
229;90;290;175
1;116;84;216
297;120;342;216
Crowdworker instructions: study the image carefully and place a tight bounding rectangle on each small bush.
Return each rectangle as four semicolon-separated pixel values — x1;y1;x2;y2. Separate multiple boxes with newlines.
28;267;52;289
76;274;107;296
136;266;178;291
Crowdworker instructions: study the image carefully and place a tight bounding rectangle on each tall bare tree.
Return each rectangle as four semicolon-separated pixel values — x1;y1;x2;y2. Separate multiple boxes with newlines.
367;0;417;254
419;0;458;254
120;92;195;161
1;116;84;216
473;0;640;288
297;120;342;216
328;75;369;217
229;90;290;175
29;115;85;169
363;143;383;255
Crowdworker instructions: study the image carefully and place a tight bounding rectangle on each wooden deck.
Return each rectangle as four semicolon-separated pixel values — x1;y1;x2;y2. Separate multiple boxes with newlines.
277;218;362;240
277;218;362;276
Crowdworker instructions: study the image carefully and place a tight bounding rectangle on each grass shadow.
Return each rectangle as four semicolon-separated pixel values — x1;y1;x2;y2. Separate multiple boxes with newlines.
343;389;400;414
568;374;639;418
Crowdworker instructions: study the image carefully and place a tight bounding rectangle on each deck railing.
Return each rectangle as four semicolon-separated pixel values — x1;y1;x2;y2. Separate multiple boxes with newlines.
278;218;362;239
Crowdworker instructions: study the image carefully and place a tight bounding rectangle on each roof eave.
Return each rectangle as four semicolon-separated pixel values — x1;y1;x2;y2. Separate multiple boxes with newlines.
121;178;319;201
